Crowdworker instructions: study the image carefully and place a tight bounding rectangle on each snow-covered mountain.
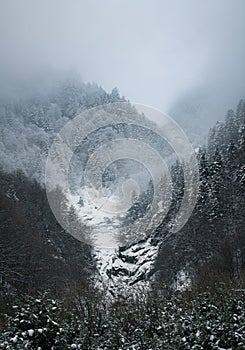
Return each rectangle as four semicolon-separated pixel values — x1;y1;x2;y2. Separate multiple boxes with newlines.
0;77;169;294
0;78;125;183
1;75;244;297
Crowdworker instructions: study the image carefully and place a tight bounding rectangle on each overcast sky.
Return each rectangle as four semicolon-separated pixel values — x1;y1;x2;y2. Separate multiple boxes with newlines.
0;0;245;136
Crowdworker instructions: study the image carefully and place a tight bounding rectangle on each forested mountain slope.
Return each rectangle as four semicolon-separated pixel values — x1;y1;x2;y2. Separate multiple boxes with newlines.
155;99;245;287
0;78;124;182
89;100;245;294
0;169;95;295
0;76;244;298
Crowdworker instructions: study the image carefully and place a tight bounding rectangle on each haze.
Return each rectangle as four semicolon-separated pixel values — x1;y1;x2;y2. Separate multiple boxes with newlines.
0;0;245;137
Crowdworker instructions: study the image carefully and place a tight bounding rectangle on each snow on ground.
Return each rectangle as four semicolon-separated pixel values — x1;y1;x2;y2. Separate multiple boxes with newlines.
67;189;161;295
67;189;120;248
93;224;118;249
67;189;190;296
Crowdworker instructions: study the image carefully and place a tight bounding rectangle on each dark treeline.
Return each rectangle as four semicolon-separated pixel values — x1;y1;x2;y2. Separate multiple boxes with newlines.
0;287;245;349
0;169;95;317
154;99;245;287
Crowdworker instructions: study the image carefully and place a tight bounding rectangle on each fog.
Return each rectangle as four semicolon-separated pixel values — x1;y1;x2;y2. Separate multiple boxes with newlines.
0;0;245;136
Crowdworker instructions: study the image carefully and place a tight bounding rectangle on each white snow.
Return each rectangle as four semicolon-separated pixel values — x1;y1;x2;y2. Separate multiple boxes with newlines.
28;329;34;337
67;190;119;249
10;335;18;343
67;186;162;297
173;269;191;291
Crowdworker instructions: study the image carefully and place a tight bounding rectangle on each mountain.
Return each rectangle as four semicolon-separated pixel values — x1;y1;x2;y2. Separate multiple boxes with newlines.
156;101;245;287
0;78;125;183
0;74;244;300
95;100;245;294
0;169;95;295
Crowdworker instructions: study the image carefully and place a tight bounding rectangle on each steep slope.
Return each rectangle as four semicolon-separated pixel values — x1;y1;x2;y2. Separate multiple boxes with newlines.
1;74;244;296
0;79;125;183
155;100;245;287
0;169;95;294
95;99;245;294
93;220;171;296
96;236;159;296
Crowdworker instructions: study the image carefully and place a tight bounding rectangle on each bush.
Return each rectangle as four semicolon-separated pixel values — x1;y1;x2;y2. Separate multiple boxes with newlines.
0;288;244;349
